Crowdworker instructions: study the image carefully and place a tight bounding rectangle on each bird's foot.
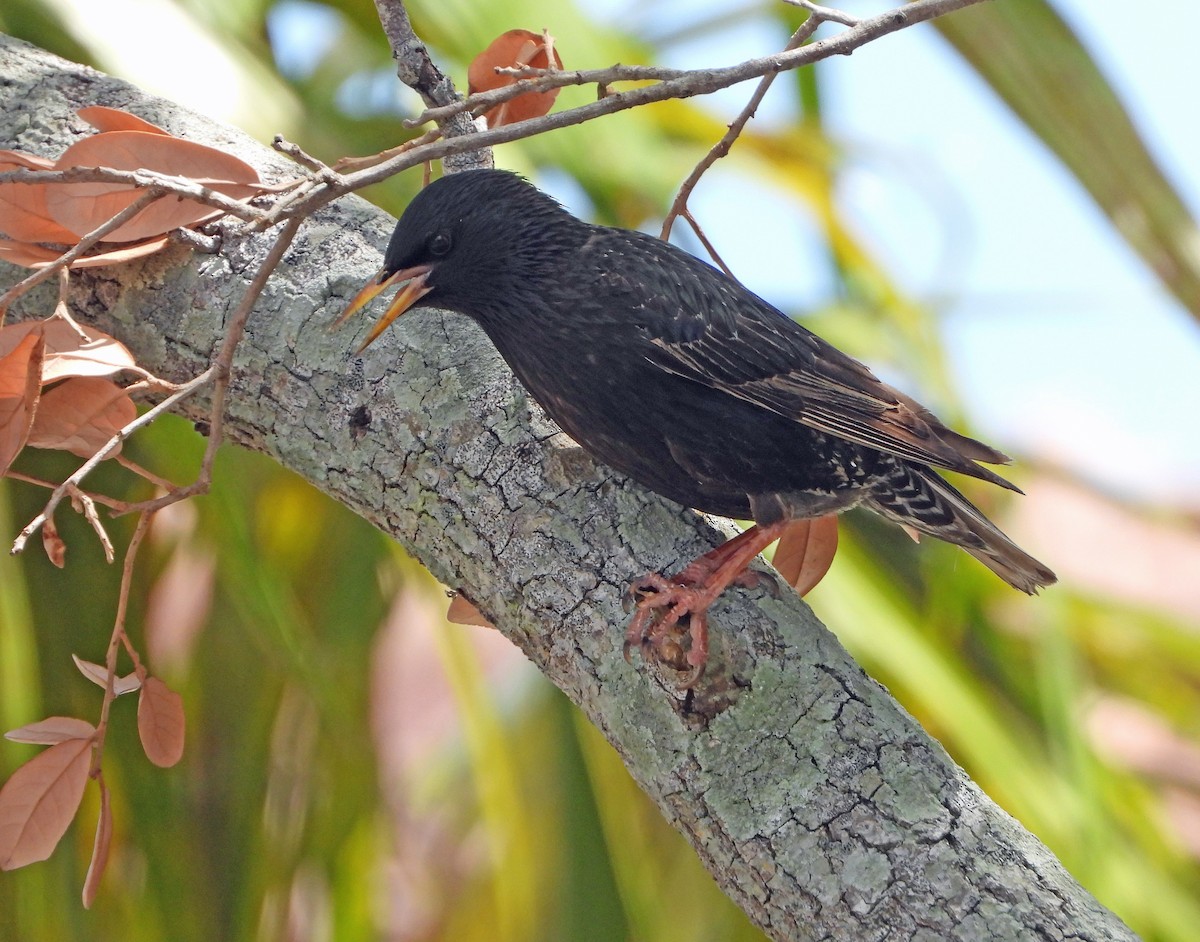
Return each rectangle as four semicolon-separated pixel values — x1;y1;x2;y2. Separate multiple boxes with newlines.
621;522;790;687
622;572;712;687
621;567;770;687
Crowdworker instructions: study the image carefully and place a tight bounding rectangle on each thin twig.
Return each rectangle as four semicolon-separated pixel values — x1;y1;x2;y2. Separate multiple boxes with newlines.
371;0;490;173
90;508;155;777
661;16;816;243
784;0;862;27
10;367;216;554
0;166;267;222
678;209;737;280
116;215;305;516
2;471;128;510
329;0;988;198
66;484;113;562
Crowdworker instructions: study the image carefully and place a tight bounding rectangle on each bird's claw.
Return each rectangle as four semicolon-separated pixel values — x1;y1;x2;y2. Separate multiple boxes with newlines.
623;573;711;687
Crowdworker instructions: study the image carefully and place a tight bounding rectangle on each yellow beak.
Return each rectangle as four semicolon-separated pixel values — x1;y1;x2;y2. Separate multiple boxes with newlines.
333;264;434;354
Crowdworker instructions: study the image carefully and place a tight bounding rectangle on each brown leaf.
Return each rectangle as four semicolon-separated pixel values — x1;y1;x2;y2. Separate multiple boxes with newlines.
0;330;45;475
0;156;81;244
64;235;173;268
447;593;496;628
0;233;172;270
72;654;142;696
42;516;66;569
773;515;840;596
0;737;92;870
468;29;564;128
77;106;168;136
0;149;55;171
47;130;260;242
82;776;112;908
27;376;136;458
137;676;185;768
0;239;62;268
5;716;95;746
0;319;137;383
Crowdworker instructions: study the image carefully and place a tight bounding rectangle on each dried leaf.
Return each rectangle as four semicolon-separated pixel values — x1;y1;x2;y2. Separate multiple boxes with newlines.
0;737;92;870
82;776;112;908
0;149;55;171
468;29;564;128
48;130;260;242
77;106;168;136
137;676;185;768
27;376;136;458
5;717;95;745
0;156;81;244
0;239;61;268
773;515;839;596
447;593;496;628
0;330;45;475
64;235;173;268
0;319;137;383
71;655;142;696
42;516;66;569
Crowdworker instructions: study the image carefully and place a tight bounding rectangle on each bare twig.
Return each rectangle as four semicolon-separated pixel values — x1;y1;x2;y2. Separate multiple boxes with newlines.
661;13;816;245
90;508;155;776
371;0;490;173
784;0;862;27
66;484;114;563
332;0;988;196
677;208;737;280
116;215;305;517
0;166;267;222
10;367;215;554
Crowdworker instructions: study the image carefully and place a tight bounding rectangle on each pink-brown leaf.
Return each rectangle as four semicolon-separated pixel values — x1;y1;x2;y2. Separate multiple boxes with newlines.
468;29;564;128
0;319;138;383
0;238;62;268
0;156;81;244
77;106;168;136
0;737;92;870
773;515;839;596
447;593;496;628
71;655;142;696
26;376;136;458
42;516;66;569
48;130;260;242
0;330;45;475
5;717;95;746
137;676;185;768
82;776;112;908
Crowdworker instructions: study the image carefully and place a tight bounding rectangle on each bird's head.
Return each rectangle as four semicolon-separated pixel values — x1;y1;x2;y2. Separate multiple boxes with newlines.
335;169;576;353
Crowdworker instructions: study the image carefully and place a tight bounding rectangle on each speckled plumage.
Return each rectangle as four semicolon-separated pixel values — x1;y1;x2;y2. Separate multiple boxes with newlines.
342;169;1054;678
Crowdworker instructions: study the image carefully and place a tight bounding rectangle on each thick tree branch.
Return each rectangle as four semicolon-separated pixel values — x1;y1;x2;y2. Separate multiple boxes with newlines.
0;34;1135;942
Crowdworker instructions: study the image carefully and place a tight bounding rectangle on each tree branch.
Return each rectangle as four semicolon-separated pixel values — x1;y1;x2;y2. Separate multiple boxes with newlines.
0;33;1135;942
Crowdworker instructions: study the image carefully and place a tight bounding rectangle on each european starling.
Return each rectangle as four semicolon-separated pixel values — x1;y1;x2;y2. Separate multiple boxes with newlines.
339;169;1055;681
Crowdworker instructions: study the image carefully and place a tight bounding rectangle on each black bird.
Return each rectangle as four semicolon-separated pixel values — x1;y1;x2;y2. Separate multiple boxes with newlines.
338;169;1055;682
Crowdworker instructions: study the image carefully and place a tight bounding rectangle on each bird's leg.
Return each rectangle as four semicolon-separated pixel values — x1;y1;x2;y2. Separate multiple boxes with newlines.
623;519;789;684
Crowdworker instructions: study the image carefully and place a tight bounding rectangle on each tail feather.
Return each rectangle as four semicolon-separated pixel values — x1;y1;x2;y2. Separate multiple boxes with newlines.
865;461;1056;594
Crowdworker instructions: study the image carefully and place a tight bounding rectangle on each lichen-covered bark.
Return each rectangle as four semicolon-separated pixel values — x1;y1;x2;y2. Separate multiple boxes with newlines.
0;35;1137;941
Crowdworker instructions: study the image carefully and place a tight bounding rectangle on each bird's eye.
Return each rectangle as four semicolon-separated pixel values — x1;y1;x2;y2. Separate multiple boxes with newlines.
428;233;452;257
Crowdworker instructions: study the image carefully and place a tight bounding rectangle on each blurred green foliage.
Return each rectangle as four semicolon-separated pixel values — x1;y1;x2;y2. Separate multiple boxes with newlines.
2;1;1199;940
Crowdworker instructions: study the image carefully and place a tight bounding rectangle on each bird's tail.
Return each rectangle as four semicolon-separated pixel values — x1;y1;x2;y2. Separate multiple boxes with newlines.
865;461;1056;594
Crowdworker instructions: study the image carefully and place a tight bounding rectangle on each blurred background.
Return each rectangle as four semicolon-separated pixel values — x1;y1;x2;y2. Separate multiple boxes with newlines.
1;0;1198;939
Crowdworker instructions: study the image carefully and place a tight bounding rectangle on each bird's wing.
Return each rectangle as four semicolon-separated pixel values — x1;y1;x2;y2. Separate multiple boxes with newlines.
635;268;1018;490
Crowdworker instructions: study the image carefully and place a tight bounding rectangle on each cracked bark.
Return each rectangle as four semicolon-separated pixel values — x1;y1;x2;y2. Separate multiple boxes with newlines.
0;35;1137;942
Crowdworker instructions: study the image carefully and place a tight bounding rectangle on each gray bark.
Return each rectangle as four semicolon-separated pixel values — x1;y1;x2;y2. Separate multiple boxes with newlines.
0;34;1136;942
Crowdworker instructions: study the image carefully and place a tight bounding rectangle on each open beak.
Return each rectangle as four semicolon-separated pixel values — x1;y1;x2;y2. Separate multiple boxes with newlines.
333;264;434;354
